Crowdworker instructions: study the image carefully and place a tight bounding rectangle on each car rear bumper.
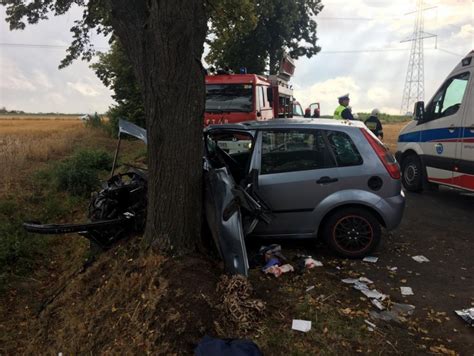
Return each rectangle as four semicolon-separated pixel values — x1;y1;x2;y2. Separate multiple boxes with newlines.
376;190;406;230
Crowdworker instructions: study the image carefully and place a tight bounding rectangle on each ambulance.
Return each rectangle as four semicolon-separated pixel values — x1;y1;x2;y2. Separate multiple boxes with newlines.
397;50;474;192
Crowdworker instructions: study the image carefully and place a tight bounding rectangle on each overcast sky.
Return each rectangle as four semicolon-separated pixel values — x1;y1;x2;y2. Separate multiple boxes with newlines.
0;0;473;115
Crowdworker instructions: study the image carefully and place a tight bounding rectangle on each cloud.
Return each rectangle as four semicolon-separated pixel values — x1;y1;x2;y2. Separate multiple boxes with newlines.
0;58;37;92
452;24;474;40
67;80;101;97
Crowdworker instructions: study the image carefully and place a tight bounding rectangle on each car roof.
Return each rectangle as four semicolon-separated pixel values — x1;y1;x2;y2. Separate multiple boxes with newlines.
206;118;366;131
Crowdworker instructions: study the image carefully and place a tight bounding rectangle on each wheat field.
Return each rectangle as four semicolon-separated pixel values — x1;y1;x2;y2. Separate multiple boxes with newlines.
0;119;87;193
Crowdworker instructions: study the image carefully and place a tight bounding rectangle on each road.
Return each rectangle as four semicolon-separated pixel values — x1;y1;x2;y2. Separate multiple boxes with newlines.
351;186;473;353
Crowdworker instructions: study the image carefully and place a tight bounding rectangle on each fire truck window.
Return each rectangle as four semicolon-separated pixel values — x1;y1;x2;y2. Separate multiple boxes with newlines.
261;130;336;174
206;84;253;112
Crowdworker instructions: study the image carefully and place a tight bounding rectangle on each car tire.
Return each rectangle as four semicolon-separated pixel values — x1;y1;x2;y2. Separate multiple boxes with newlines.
401;154;423;192
323;207;381;258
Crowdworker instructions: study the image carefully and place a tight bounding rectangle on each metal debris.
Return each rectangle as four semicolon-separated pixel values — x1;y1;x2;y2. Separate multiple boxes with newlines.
363;256;379;263
454;308;474;326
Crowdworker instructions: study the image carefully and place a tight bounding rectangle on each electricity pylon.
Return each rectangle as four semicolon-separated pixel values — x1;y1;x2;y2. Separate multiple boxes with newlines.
400;0;437;114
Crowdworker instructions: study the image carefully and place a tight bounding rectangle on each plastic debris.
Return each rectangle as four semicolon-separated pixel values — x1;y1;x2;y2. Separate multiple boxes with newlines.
370;303;415;323
262;257;280;271
454;308;474;326
292;319;312;332
306;285;315;292
371;299;385;310
304;257;323;268
400;286;414;296
363;256;379;263
264;264;294;278
341;277;373;284
365;319;377;329
360;288;387;300
412;255;430;263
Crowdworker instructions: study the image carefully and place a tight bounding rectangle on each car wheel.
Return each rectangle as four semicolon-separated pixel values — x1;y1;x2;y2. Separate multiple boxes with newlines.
401;154;423;192
323;207;381;258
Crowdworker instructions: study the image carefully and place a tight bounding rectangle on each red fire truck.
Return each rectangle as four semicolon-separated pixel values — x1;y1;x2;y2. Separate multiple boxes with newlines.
204;56;297;125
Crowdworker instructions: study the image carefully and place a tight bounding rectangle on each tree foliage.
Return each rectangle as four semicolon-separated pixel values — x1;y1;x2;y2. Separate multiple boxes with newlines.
91;41;145;133
206;0;323;74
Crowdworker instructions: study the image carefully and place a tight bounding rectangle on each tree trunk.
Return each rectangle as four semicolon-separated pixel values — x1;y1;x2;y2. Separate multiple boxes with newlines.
109;0;207;254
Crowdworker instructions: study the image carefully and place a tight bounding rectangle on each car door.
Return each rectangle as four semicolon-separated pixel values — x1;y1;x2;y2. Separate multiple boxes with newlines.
455;69;474;190
251;128;341;236
421;72;470;185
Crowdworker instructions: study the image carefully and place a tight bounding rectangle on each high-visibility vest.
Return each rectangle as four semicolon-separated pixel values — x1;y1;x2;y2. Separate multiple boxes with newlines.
333;105;346;120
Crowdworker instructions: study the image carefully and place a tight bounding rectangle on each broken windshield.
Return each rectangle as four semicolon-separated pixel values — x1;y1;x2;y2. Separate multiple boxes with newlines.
206;84;253;112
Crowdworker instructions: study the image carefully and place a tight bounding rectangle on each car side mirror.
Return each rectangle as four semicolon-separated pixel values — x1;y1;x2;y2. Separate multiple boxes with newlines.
414;101;425;122
266;87;273;103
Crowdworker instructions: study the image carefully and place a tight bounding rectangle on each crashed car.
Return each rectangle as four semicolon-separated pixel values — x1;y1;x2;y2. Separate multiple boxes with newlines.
25;118;405;276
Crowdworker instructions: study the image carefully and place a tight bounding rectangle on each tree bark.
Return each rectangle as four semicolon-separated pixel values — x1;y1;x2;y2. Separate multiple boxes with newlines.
109;0;207;254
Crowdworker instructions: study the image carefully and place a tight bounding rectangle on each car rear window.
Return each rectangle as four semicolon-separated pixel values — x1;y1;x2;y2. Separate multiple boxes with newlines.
261;130;336;174
326;130;363;167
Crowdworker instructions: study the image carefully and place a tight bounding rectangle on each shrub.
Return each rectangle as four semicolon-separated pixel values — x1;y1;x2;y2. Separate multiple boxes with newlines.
51;149;112;196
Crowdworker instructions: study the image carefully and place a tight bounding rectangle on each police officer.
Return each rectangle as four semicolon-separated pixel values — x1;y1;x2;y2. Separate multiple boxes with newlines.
364;108;384;139
334;94;355;120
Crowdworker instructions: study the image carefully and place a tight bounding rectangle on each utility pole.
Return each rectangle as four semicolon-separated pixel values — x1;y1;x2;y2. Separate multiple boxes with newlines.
400;0;437;114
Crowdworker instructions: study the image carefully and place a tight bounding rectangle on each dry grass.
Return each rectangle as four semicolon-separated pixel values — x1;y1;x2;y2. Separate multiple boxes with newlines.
0;119;87;193
383;121;409;152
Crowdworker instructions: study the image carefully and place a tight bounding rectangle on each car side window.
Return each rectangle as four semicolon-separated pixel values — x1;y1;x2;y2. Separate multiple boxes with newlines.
260;130;336;174
427;72;470;120
326;131;363;167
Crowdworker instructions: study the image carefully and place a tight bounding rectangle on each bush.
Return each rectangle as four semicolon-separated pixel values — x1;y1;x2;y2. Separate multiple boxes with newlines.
51;149;112;196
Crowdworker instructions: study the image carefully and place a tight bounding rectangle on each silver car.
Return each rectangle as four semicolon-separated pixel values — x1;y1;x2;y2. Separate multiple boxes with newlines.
204;119;405;275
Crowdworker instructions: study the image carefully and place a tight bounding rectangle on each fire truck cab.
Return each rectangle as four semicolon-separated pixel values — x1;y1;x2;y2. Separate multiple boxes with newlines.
205;56;297;126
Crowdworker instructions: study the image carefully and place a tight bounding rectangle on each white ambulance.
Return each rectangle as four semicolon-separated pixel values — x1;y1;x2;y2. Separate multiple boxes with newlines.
397;50;474;192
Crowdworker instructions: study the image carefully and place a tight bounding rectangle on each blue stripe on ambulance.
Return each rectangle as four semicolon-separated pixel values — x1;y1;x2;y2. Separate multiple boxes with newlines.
398;127;474;142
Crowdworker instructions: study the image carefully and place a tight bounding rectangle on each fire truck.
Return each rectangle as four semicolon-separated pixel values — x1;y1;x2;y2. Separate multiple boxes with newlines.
205;56;297;126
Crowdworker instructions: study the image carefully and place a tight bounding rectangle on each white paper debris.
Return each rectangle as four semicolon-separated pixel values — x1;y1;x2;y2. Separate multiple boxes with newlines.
371;299;385;310
292;319;312;332
400;286;414;296
412;255;430;263
306;285;315;292
363;256;379;263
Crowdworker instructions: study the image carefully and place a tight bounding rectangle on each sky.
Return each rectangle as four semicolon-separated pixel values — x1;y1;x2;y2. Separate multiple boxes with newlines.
0;0;473;115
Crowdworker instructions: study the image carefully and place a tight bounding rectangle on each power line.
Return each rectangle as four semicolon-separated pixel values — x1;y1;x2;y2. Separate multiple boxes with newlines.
0;42;108;50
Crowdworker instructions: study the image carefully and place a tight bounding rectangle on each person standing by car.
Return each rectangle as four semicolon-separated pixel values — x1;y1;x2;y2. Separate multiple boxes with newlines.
334;94;355;120
364;108;384;140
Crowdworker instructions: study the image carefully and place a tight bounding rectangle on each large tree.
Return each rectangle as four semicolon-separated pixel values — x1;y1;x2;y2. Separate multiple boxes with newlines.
4;0;207;254
207;0;324;74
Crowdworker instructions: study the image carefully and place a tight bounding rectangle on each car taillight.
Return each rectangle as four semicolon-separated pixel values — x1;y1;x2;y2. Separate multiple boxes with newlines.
360;128;401;180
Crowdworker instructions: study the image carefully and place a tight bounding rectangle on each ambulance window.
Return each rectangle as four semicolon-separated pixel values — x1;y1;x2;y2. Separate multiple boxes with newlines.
432;72;470;119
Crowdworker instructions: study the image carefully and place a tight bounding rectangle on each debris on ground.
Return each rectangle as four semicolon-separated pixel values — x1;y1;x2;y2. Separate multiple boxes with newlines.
292;319;312;332
363;256;379;263
371;299;385;310
400;286;414;296
454;308;474;326
264;263;294;277
216;275;265;333
305;285;315;292
412;255;430;263
364;319;377;331
194;335;263;356
370;303;415;323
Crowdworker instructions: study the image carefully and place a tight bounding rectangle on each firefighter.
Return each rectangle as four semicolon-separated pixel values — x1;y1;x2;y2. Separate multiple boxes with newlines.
334;94;355;120
364;108;384;140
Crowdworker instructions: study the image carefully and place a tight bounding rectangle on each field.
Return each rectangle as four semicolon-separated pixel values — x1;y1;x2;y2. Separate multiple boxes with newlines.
4;117;469;355
0;119;88;193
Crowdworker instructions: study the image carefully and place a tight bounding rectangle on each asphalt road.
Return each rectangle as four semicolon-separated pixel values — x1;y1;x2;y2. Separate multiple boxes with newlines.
352;187;473;354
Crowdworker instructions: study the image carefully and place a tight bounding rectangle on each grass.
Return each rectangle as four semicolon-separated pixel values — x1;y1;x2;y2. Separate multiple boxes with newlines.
356;112;411;124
